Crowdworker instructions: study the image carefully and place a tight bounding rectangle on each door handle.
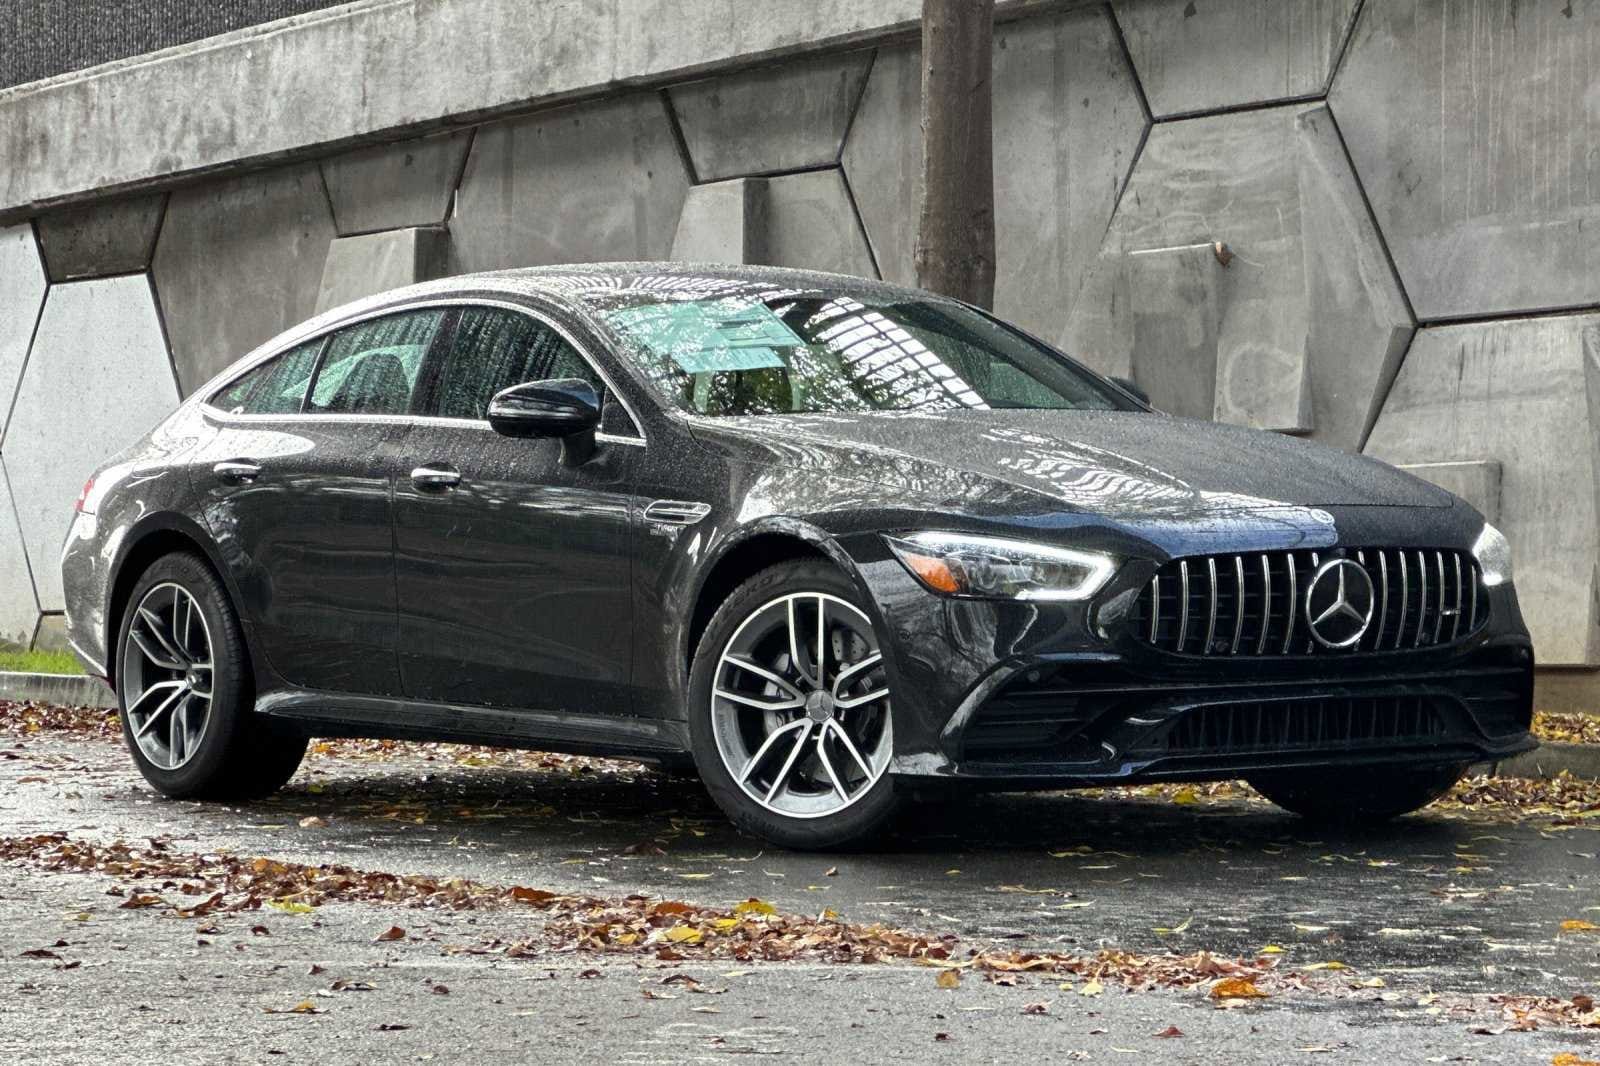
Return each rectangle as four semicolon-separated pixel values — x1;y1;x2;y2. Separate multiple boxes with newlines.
410;464;461;490
213;460;262;484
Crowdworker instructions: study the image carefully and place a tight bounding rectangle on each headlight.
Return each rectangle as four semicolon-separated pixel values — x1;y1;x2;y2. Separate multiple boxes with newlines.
884;532;1117;602
1472;521;1513;587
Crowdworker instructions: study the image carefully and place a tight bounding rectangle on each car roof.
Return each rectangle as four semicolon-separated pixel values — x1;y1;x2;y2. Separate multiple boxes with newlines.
202;263;938;403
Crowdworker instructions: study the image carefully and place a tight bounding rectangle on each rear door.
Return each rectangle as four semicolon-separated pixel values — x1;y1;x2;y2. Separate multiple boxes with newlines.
392;303;641;714
196;308;448;696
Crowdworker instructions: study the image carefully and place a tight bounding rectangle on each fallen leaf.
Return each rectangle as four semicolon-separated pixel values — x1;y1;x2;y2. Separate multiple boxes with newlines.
1559;919;1599;934
1552;1054;1600;1066
1155;1026;1183;1038
1211;977;1268;1000
1302;961;1346;972
374;926;406;942
936;968;961;990
1021;1001;1050;1015
1172;787;1200;805
663;926;703;945
297;816;325;828
511;886;558;905
1079;979;1103;997
733;898;776;917
268;899;315;915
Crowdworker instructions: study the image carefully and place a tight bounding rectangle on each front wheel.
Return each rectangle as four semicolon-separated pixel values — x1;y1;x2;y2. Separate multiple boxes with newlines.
116;552;307;800
688;561;899;850
1247;763;1468;824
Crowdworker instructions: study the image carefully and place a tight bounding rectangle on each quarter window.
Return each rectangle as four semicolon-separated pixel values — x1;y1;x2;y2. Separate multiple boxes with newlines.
213;340;323;415
428;308;602;421
306;310;446;415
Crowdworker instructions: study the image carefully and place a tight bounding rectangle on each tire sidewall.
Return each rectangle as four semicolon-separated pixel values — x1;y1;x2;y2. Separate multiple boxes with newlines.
116;553;251;798
687;560;899;850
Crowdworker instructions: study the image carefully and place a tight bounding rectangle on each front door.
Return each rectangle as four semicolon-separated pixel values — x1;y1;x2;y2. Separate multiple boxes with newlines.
392;305;640;714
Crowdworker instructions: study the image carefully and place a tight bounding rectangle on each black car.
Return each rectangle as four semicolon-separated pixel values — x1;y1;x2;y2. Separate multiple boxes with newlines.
61;264;1535;849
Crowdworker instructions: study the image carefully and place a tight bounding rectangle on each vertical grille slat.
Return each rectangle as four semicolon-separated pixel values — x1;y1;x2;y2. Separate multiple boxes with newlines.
1420;547;1433;646
1230;555;1246;654
1134;546;1488;658
1203;557;1219;655
1282;554;1298;654
1255;555;1272;656
1177;560;1191;653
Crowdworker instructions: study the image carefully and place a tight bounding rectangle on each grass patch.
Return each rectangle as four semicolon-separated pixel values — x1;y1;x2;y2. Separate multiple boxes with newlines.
0;647;84;675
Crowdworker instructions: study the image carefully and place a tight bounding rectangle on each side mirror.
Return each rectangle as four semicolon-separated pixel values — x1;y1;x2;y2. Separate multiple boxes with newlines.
1110;375;1150;407
488;378;602;463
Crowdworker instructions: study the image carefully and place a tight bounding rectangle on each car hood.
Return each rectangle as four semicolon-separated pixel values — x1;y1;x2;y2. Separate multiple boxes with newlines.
688;409;1452;520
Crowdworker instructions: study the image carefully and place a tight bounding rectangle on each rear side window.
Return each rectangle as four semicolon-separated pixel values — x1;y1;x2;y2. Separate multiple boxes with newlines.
213;340;322;415
306;309;446;415
427;307;602;421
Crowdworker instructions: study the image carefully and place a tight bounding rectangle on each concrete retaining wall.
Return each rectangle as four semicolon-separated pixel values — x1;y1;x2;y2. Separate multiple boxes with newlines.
1;0;1598;702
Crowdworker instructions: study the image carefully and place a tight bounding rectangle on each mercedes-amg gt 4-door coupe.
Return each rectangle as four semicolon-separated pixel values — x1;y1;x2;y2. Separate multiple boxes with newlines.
61;264;1535;849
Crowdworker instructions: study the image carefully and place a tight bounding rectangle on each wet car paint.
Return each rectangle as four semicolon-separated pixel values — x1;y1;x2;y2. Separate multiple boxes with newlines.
60;263;1536;787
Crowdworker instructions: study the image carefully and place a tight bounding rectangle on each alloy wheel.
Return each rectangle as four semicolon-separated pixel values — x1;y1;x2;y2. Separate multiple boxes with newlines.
710;592;892;819
121;582;215;771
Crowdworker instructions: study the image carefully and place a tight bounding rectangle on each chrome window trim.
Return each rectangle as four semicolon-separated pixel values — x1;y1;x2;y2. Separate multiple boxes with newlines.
201;296;648;444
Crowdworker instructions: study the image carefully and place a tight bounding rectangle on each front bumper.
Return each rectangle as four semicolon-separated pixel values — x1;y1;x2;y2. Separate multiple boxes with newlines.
846;536;1536;786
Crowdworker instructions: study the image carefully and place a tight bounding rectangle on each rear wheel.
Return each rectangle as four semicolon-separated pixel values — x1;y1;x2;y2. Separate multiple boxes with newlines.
1247;763;1467;824
688;560;899;850
116;552;306;800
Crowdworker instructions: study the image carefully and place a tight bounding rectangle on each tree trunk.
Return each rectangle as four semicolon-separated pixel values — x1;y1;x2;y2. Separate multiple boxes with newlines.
915;0;996;309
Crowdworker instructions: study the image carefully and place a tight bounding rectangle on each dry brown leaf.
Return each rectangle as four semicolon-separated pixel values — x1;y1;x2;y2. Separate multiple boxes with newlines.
936;968;961;990
1211;977;1268;1000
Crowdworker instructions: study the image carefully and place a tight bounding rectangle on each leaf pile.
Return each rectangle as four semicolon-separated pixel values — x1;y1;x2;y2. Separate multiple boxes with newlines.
0;700;118;739
1534;711;1600;746
1441;771;1600;821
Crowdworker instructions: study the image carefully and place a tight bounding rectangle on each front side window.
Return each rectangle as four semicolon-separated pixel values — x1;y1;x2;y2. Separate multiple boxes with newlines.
585;285;1131;417
426;307;602;421
306;309;446;416
213;340;323;415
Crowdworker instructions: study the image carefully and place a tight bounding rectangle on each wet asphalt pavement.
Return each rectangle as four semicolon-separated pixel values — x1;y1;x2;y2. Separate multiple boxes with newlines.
3;729;1599;1063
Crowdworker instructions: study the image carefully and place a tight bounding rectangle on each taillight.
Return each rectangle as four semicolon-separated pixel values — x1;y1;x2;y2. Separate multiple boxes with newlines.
74;476;95;514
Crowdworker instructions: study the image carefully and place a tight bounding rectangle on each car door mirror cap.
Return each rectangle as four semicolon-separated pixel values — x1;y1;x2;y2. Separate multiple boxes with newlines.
488;378;602;440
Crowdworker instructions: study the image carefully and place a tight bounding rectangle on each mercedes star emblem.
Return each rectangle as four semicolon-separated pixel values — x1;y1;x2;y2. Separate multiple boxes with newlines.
1304;558;1376;649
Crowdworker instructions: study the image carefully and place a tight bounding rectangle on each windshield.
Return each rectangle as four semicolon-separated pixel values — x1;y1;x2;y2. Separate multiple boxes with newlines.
585;287;1131;417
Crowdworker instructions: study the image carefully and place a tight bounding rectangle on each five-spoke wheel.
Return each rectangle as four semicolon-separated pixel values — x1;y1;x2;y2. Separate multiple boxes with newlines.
121;583;215;770
115;552;307;799
690;561;901;848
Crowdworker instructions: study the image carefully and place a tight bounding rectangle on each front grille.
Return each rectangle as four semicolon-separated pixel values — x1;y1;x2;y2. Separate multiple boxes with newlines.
1131;548;1486;657
1149;696;1448;757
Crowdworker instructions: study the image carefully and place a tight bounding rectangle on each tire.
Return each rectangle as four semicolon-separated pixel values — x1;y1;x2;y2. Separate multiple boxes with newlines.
115;551;307;801
1247;763;1468;824
687;560;900;850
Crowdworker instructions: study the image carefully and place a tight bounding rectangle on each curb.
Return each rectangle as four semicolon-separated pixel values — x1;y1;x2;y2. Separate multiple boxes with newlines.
0;671;117;709
1496;741;1600;782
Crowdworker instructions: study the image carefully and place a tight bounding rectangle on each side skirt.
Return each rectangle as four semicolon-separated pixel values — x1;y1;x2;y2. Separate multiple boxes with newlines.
254;688;691;763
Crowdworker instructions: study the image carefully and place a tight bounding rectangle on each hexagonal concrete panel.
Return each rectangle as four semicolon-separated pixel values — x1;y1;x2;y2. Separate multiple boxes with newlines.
0;457;40;649
153;163;336;394
1112;0;1360;118
843;6;1146;341
669;50;873;182
1364;314;1600;666
0;222;47;444
320;130;474;236
1063;103;1411;446
764;170;877;278
7;276;180;612
1333;1;1600;319
451;93;691;274
316;227;450;314
35;192;166;282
